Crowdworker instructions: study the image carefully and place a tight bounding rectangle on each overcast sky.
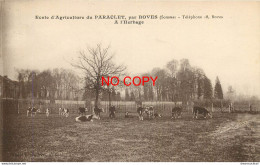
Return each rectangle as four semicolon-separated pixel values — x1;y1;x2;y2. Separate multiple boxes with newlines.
2;1;260;97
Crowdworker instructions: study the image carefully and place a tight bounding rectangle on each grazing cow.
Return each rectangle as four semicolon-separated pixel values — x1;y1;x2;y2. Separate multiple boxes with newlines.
59;108;69;117
193;106;212;119
75;114;94;122
109;106;116;118
46;108;50;117
93;107;104;120
144;106;154;119
137;106;144;121
172;107;182;119
125;112;134;118
27;107;40;117
78;107;88;116
63;108;69;117
59;107;63;116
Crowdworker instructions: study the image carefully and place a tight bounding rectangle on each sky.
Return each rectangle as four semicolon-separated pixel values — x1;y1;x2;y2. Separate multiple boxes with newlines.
2;1;260;97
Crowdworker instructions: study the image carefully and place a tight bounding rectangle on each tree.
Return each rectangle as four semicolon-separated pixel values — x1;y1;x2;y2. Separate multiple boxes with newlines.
166;59;179;101
166;59;179;78
37;70;53;99
226;85;235;101
193;67;205;100
148;85;154;101
72;44;126;107
204;76;213;100
116;91;121;101
142;72;151;101
111;87;117;101
17;71;25;98
125;88;130;101
151;68;167;101
130;91;135;101
16;69;40;99
177;59;194;102
214;76;223;99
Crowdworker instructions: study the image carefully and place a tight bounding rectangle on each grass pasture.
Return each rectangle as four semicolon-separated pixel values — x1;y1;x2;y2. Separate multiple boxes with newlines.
2;110;260;162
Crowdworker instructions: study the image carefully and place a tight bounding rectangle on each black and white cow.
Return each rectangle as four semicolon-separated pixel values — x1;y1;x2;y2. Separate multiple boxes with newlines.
172;107;182;119
137;106;144;121
27;107;40;117
193;106;212;119
63;108;69;117
93;107;104;120
109;106;116;118
75;114;94;122
78;107;88;116
46;108;50;117
58;107;63;116
144;106;154;119
59;108;69;117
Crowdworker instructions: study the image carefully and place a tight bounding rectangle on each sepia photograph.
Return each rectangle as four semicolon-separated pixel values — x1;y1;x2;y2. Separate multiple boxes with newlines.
0;0;260;163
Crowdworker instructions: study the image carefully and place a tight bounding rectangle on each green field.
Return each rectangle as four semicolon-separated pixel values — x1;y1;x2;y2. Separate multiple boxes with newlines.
2;111;260;162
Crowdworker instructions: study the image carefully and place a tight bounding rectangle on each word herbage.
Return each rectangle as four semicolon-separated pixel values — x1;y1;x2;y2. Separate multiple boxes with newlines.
102;76;158;86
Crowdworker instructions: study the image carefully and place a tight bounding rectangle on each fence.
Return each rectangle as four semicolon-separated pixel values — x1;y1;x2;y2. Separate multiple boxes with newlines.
2;99;183;115
2;98;259;115
231;102;260;113
92;101;183;116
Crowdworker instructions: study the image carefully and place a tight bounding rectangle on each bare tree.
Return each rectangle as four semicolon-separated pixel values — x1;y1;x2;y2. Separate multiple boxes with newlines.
166;59;179;101
72;44;126;108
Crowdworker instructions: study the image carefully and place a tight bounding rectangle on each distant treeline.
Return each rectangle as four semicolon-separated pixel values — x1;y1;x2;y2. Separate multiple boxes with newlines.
5;58;258;104
13;68;83;101
119;59;224;103
2;59;225;103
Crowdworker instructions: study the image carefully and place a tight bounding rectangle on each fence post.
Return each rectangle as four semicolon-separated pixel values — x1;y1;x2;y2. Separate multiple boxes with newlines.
221;100;223;112
17;100;20;114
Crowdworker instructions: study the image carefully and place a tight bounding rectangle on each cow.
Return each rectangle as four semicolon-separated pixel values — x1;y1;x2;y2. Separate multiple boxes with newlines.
144;106;154;119
59;107;63;116
46;108;50;117
172;107;182;119
137;106;144;121
154;113;162;118
125;111;134;118
93;107;104;120
27;107;40;117
109;105;116;118
63;108;69;117
75;114;94;122
193;106;212;119
78;107;88;116
59;108;69;117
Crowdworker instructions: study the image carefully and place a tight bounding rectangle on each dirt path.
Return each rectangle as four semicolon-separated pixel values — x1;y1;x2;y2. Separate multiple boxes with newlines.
211;114;259;138
209;114;260;161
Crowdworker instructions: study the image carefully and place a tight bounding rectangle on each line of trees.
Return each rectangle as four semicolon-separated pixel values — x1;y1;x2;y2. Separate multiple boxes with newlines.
12;44;226;106
123;59;224;102
15;68;82;101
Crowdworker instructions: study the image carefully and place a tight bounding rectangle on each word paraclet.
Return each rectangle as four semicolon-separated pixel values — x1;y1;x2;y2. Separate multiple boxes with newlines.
102;76;158;86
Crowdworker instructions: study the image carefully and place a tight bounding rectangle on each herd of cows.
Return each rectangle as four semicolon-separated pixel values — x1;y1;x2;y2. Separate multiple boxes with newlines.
26;105;213;121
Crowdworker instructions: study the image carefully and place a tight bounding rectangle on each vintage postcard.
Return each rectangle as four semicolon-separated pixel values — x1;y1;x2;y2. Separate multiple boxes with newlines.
0;0;259;163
